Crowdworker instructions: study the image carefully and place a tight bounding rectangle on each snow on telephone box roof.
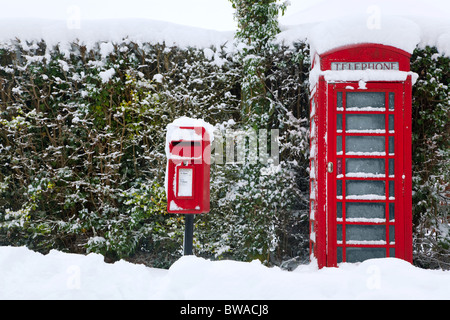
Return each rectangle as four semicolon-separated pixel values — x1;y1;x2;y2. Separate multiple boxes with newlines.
278;0;450;58
308;16;421;57
276;0;450;89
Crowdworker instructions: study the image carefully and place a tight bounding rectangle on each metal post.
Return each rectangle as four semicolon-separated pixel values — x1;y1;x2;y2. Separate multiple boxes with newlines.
184;214;194;255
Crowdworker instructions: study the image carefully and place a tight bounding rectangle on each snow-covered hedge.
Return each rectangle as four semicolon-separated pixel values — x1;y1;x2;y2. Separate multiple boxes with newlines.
0;37;312;267
410;47;450;269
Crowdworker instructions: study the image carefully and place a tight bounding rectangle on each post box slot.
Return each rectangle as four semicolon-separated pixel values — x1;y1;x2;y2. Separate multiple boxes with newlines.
172;141;201;147
171;141;202;159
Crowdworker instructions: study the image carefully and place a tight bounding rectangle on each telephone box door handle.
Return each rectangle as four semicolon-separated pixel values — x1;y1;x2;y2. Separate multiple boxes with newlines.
327;162;333;173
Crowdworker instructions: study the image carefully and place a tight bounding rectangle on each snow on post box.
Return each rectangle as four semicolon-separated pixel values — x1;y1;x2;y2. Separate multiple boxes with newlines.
165;117;213;214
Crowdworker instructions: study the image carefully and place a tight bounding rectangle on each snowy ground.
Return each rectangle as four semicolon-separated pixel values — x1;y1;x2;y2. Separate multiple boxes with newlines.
1;246;449;300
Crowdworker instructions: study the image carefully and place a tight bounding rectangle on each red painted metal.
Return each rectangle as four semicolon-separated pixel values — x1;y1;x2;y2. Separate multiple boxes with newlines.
167;126;211;214
309;44;413;268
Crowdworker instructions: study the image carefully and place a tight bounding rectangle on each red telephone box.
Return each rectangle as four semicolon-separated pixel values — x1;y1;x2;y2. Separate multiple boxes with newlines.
166;124;211;214
309;44;414;268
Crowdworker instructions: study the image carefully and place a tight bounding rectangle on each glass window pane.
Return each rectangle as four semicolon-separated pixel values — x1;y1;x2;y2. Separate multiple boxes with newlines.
389;93;395;110
389;137;395;154
337;180;342;197
337;92;343;109
346;180;385;197
346;203;385;220
389;248;395;258
346;225;386;242
337;202;342;219
337;136;342;153
389;203;395;221
389;225;395;244
337;114;343;131
337;224;343;241
389;115;395;131
346;136;385;154
346;114;385;131
346;247;386;263
337;247;343;263
389;181;395;198
389;159;395;176
346;158;385;176
347;92;385;110
337;158;343;175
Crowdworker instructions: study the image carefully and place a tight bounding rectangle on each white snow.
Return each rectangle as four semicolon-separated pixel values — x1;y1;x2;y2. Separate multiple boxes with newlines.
1;246;449;299
152;74;164;83
346;195;386;200
0;0;237;32
99;42;115;59
323;70;419;85
169;200;183;211
0;0;447;59
0;18;234;51
98;68;116;83
279;0;450;57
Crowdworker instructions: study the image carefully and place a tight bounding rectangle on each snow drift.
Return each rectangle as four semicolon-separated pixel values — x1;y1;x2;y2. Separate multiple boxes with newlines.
1;246;449;299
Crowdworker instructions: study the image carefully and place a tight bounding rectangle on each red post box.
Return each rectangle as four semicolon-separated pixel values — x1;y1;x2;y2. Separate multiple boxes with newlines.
309;44;416;268
166;119;212;214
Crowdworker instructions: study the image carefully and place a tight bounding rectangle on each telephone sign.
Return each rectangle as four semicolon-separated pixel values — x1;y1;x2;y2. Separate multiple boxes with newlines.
331;62;400;71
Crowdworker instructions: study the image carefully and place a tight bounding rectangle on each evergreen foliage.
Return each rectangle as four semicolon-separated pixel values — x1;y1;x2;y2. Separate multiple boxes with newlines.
411;47;450;269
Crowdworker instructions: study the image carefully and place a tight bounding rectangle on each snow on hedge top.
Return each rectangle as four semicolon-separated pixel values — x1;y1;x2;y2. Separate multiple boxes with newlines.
0;18;233;49
279;0;450;56
1;0;449;56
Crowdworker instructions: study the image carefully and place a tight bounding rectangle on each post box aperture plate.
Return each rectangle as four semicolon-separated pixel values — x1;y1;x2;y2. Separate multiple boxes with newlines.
177;167;194;198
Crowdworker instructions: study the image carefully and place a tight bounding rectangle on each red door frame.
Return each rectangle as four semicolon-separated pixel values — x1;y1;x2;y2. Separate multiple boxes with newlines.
325;81;412;267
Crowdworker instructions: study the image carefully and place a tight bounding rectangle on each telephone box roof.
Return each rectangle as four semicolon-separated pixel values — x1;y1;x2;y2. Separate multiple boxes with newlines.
278;0;450;57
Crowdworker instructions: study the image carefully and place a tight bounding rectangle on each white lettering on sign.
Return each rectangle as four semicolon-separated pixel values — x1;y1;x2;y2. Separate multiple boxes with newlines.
178;168;193;197
331;62;400;71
